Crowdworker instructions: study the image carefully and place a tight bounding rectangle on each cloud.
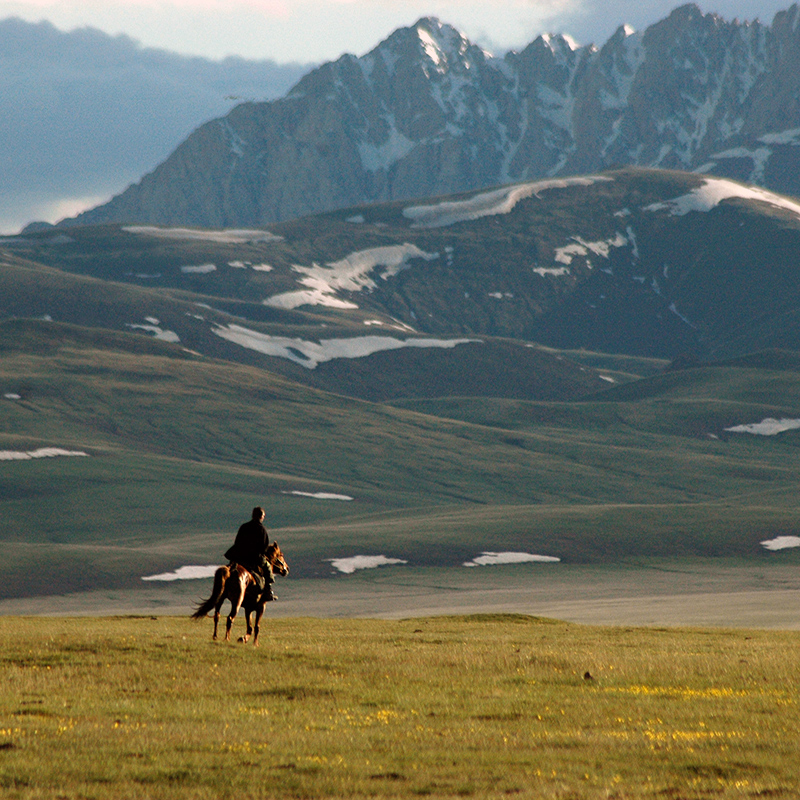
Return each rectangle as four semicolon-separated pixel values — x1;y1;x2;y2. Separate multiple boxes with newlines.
0;16;310;232
551;0;793;47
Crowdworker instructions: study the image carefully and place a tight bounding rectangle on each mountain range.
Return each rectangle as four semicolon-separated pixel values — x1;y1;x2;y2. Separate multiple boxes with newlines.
66;3;800;229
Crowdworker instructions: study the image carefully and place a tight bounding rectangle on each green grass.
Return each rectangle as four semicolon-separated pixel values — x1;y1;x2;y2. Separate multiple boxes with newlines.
3;319;800;596
0;614;798;798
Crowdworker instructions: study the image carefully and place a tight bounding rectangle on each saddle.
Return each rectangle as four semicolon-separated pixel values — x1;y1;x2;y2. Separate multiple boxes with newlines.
226;562;264;589
229;563;275;600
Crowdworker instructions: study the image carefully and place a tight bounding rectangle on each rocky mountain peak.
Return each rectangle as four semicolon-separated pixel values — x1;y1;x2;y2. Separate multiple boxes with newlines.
364;16;485;81
538;31;582;58
771;3;800;41
412;17;470;64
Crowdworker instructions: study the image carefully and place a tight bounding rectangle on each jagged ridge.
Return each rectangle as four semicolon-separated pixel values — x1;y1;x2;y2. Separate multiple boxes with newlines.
69;4;800;228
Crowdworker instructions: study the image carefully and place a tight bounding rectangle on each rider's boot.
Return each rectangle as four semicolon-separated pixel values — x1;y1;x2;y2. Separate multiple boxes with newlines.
251;567;266;593
263;562;276;599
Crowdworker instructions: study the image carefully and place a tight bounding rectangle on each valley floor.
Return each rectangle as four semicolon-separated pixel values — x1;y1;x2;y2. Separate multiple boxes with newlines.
1;559;799;630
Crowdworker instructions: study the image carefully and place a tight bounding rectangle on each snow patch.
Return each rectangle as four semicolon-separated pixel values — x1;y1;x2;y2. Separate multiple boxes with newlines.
212;325;479;369
4;393;21;400
463;552;561;567
126;323;180;344
123;226;283;243
418;27;446;69
326;555;408;574
626;226;639;260
533;266;570;277
761;536;800;551
403;177;612;229
284;491;354;501
358;126;415;172
0;448;88;461
142;565;220;582
668;303;695;329
554;233;628;265
759;128;800;145
265;244;439;310
181;264;217;274
725;418;800;436
644;177;800;220
709;146;772;182
554;243;588;265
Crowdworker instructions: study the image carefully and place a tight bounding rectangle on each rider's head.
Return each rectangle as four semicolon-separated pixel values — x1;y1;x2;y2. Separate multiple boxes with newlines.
252;506;265;521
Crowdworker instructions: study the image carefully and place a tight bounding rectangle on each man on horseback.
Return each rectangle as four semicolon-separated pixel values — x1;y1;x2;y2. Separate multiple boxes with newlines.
224;506;276;601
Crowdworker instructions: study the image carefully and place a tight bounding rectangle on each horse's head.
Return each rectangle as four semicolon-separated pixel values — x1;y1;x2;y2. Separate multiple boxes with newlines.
266;542;289;576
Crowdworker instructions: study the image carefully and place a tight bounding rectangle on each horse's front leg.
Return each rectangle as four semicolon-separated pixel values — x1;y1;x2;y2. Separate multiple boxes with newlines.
252;604;266;648
238;610;253;644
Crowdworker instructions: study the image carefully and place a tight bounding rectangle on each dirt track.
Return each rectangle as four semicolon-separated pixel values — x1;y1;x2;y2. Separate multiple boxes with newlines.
1;559;799;629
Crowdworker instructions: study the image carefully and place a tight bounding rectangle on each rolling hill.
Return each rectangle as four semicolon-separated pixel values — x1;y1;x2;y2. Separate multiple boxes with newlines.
6;167;800;365
1;314;800;600
3;167;800;606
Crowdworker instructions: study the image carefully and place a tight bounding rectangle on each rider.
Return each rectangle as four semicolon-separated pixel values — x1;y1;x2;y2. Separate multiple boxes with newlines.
224;506;276;600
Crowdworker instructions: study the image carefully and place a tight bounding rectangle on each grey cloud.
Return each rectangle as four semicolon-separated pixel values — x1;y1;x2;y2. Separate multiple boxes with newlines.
551;0;794;47
0;17;312;232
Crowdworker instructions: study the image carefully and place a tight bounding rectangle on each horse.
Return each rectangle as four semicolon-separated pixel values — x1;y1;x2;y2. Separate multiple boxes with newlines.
191;541;288;647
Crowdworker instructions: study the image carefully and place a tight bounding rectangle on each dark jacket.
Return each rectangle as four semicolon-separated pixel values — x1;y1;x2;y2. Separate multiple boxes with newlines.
224;518;269;572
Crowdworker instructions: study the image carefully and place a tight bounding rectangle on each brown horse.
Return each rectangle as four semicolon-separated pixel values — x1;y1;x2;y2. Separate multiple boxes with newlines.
192;542;288;646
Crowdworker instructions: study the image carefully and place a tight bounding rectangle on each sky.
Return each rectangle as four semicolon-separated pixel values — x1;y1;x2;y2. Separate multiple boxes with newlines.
0;0;795;63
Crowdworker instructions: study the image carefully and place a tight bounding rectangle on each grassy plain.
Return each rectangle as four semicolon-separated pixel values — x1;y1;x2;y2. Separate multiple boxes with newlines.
2;317;800;599
0;614;798;799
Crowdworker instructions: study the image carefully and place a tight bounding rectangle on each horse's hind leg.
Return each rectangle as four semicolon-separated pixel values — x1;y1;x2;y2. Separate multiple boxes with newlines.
212;602;225;640
225;607;238;641
226;595;246;641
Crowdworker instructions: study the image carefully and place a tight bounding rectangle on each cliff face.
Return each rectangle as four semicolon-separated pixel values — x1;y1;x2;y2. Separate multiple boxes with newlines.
71;5;800;228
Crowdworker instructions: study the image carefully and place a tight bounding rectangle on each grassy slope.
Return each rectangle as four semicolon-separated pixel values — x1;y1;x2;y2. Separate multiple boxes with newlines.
10;167;800;362
0;615;798;799
2;320;800;598
0;253;610;403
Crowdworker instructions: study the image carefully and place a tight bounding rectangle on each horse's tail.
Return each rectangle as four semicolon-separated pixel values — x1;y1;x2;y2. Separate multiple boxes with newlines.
191;566;228;619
